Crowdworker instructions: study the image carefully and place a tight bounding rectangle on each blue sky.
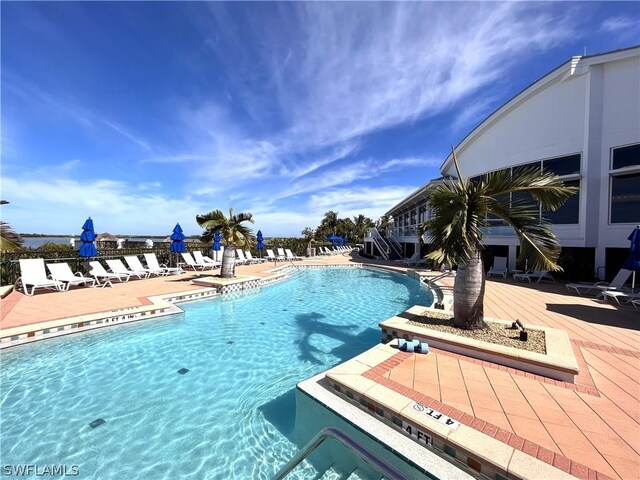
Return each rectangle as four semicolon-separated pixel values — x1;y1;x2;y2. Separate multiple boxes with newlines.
2;2;638;237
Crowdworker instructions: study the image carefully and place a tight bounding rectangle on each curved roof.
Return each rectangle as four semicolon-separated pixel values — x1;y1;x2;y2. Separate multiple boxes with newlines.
440;45;640;172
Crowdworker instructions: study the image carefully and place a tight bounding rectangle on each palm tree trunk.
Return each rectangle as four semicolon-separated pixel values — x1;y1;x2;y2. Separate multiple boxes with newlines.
220;244;236;278
452;249;487;330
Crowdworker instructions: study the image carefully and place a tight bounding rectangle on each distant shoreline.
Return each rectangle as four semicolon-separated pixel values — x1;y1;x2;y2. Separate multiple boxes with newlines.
19;234;199;238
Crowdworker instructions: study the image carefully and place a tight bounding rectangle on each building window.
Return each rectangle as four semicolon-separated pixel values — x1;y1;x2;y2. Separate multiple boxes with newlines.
546;179;580;224
610;144;640;224
543;154;581;177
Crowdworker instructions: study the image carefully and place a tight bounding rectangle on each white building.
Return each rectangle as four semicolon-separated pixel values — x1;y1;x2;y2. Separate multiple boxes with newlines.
365;46;640;280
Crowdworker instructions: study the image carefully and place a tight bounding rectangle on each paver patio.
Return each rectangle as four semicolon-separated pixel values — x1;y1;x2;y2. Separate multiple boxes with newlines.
1;253;638;479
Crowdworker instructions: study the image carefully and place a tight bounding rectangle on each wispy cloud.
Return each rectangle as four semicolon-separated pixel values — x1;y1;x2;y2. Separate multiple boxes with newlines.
600;15;637;33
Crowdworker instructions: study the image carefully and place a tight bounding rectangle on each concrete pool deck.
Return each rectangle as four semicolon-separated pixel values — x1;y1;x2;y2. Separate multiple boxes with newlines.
1;252;638;479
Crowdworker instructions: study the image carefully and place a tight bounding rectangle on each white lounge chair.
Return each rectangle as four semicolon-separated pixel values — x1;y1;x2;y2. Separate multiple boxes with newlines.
317;247;331;256
566;269;632;296
17;259;65;296
46;262;97;290
235;249;251;265
245;251;266;263
600;290;640;306
276;248;288;260
89;261;129;284
180;252;216;271
106;259;150;279
266;249;283;262
285;248;302;261
513;270;555;283
486;257;508;278
143;253;183;275
395;251;419;265
193;251;220;267
124;255;166;277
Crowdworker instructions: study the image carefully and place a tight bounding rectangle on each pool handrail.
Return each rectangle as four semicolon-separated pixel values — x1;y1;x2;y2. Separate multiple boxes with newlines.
271;427;413;480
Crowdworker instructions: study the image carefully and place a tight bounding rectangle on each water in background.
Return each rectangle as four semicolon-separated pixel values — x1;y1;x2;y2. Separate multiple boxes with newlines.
20;236;168;249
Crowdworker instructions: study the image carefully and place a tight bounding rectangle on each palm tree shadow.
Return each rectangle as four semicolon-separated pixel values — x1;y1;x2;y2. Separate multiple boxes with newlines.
546;303;640;331
294;312;380;364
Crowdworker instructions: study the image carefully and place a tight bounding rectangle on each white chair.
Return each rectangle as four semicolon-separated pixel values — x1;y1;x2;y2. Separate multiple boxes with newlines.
317;247;331;256
89;261;129;284
486;257;508;278
238;249;255;265
124;255;166;276
266;249;283;262
513;270;555;283
600;290;640;306
143;253;183;275
17;259;65;295
245;251;266;263
106;259;150;279
276;248;288;260
285;248;302;261
180;252;216;270
566;269;632;296
395;251;419;265
193;251;220;267
46;262;97;289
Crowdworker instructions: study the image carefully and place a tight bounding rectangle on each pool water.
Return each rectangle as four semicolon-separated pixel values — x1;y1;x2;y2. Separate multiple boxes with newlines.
0;267;432;479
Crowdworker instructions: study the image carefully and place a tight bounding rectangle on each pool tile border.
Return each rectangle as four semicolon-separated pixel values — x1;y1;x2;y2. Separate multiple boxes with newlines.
325;344;613;480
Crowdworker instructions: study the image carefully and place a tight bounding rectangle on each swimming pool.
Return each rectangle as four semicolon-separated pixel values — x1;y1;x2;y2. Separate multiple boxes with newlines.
0;267;432;479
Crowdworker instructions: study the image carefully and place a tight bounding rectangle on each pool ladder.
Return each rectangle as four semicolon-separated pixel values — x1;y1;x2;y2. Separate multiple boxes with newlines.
272;427;412;480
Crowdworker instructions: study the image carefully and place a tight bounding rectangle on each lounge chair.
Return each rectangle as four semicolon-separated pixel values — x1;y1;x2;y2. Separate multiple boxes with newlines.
285;248;303;261
106;259;150;279
277;248;289;260
245;251;266;263
236;249;253;265
395;251;419;265
89;261;129;284
180;252;216;270
600;290;640;306
143;253;183;275
17;258;65;295
513;270;555;283
46;262;97;290
124;255;166;277
486;257;508;278
317;247;331;256
566;269;632;296
266;249;284;262
193;251;220;267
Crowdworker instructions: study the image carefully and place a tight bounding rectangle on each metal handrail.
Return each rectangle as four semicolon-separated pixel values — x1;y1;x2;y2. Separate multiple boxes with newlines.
385;231;403;257
272;427;413;480
370;232;390;260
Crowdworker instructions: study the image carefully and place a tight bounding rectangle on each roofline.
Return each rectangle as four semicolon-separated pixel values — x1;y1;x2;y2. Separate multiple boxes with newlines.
440;45;640;172
384;178;446;216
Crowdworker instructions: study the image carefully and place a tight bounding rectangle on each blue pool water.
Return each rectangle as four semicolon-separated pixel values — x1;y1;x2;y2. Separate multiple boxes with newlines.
0;267;432;479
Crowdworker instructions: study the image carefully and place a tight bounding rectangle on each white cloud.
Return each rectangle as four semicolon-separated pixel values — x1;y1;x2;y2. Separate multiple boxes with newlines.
600;16;637;33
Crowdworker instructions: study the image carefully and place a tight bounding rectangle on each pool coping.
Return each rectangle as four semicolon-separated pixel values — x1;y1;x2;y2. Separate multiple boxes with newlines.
323;343;580;480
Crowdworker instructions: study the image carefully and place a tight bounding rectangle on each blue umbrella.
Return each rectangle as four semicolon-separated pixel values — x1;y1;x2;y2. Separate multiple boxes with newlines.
79;217;98;257
623;225;640;290
212;232;222;262
256;230;264;258
170;223;186;253
327;235;342;246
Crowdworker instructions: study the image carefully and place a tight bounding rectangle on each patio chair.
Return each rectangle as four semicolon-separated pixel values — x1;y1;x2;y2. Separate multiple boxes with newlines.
193;251;220;267
513;270;555;283
266;249;283;262
276;248;288;260
599;290;640;306
245;251;266;263
106;259;150;279
180;252;216;271
285;248;303;261
124;255;166;277
235;249;251;265
46;262;97;290
17;258;65;296
89;261;129;284
566;269;632;296
317;247;331;256
486;257;508;278
143;253;184;275
394;251;419;265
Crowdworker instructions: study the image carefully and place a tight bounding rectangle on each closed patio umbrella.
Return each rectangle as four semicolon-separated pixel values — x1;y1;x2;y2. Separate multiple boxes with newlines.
623;225;640;291
79;217;98;257
170;223;186;253
256;230;264;259
212;232;222;262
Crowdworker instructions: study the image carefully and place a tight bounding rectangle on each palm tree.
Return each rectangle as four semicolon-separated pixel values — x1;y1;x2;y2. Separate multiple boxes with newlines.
316;210;340;238
423;150;576;330
0;200;23;252
196;208;255;278
352;214;375;243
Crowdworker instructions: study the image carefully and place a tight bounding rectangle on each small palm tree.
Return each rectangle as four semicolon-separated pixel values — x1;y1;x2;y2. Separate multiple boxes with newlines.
423;150;577;329
196;208;255;278
0;200;23;252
